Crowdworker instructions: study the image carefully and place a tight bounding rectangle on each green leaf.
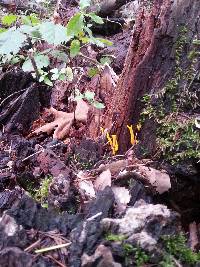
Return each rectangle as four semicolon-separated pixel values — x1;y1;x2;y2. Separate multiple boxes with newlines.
92;101;105;109
88;67;99;77
10;56;21;64
100;56;112;65
79;0;91;10
66;13;84;38
44;76;53;86
50;50;69;62
84;26;93;37
70;39;80;58
22;14;40;26
75;95;84;101
29;13;40;25
96;38;113;46
39;22;69;45
88;13;104;24
2;14;17;26
84;90;95;100
22;54;50;72
0;28;7;33
0;28;27;55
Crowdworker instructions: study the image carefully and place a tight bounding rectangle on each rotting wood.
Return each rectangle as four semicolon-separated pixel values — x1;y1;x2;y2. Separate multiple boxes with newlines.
102;0;200;152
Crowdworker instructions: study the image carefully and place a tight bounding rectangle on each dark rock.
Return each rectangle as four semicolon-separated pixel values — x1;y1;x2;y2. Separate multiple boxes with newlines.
0;69;32;101
73;138;102;168
82;244;122;267
6;194;84;235
129;179;152;206
69;187;115;267
0;187;23;212
0;214;28;249
0;84;40;133
0;247;33;267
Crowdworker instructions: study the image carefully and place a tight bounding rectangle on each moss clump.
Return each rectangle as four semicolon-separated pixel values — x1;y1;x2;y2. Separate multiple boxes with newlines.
162;234;200;265
35;175;52;208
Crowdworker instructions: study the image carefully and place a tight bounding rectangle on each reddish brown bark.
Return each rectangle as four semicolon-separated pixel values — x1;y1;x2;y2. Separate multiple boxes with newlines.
103;0;200;152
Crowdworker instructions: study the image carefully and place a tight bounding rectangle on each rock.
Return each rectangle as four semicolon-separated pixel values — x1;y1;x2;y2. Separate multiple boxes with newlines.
114;0;140;25
101;200;180;252
73;138;102;167
0;84;40;134
69;187;115;267
6;194;84;235
0;247;33;267
0;214;28;249
82;244;122;267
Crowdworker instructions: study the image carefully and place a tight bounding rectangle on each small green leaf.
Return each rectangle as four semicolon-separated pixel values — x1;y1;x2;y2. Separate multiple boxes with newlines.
50;50;69;62
100;56;112;65
10;56;20;64
22;54;50;72
84;90;95;100
92;101;105;109
70;39;80;58
2;14;17;26
88;13;104;24
29;13;40;25
66;13;84;38
44;76;53;86
22;14;40;26
96;38;113;46
88;67;99;77
0;28;7;33
84;26;93;37
0;28;27;55
39;22;69;45
58;73;66;81
79;0;91;10
75;88;83;100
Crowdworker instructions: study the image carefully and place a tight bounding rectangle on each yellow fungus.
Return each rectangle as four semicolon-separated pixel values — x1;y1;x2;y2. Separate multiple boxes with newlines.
127;125;136;145
100;127;105;135
106;132;118;155
136;123;142;131
111;135;118;154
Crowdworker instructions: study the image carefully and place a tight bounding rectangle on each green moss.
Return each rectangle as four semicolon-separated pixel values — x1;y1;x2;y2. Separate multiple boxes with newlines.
105;234;149;267
105;233;126;242
140;26;200;163
35;175;52;208
162;234;200;264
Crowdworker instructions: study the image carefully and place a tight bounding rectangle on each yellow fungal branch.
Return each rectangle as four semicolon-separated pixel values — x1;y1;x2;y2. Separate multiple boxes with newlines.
127;124;141;145
136;123;142;131
106;132;119;155
127;125;136;145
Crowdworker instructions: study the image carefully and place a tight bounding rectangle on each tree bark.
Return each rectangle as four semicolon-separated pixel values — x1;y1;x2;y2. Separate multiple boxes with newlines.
103;0;200;152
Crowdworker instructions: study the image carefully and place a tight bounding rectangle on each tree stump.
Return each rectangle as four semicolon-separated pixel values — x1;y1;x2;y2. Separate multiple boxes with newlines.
103;0;200;153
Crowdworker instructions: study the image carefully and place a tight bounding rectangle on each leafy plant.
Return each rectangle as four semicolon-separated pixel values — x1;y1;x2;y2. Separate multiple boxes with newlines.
0;0;112;110
74;89;105;109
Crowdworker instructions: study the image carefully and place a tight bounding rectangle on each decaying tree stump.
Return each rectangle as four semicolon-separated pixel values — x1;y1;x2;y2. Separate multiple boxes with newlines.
103;0;200;152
